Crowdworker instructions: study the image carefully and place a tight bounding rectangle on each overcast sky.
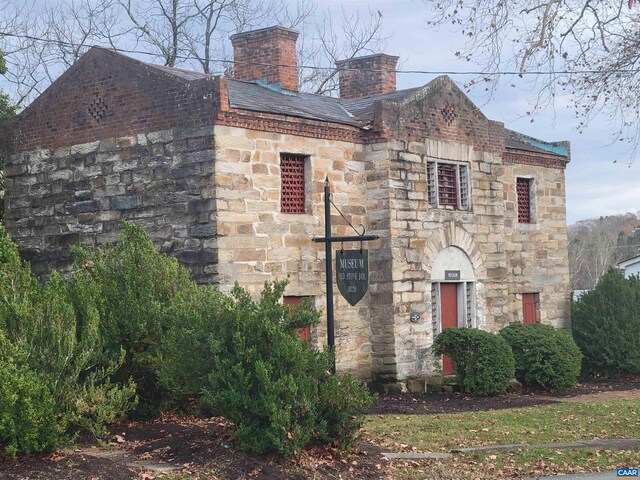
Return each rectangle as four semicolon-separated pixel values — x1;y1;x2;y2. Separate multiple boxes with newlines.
326;0;639;224
6;0;639;224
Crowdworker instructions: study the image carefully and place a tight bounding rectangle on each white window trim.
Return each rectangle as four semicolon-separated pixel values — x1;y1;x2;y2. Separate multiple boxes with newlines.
427;159;471;211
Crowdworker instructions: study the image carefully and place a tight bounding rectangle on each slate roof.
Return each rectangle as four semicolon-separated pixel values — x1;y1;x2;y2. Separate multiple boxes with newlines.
143;55;422;127
339;87;423;123
226;79;361;127
121;49;568;156
505;129;569;158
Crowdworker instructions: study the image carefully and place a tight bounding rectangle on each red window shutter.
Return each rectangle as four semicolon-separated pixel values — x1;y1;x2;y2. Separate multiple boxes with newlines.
517;178;532;223
522;293;538;324
281;154;306;213
284;296;311;341
437;163;458;207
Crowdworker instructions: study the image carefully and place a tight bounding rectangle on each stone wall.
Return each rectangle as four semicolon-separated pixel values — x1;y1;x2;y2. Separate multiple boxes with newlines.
386;139;510;381
4;126;217;282
503;160;571;328
2;44;572;386
213;125;375;378
364;141;395;382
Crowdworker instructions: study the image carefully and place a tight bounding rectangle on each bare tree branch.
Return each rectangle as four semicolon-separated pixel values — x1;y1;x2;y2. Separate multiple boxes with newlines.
424;0;640;153
0;0;389;106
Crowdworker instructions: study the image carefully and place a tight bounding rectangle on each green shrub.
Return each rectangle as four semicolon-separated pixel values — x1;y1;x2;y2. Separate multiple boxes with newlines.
156;285;235;409
316;372;373;449
0;332;59;456
71;222;193;416
572;268;640;376
160;281;374;455
0;225;136;452
433;328;515;396
500;323;582;390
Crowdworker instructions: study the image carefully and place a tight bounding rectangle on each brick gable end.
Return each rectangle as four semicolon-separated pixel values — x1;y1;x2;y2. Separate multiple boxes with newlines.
10;48;220;153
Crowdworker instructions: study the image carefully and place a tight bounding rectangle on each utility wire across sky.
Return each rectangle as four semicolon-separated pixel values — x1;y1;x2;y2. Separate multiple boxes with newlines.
1;31;638;77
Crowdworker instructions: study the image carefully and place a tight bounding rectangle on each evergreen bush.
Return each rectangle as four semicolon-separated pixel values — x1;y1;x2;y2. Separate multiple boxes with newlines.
0;225;136;454
500;323;582;390
432;328;515;396
71;222;193;416
0;332;59;456
572;268;640;376
160;280;374;455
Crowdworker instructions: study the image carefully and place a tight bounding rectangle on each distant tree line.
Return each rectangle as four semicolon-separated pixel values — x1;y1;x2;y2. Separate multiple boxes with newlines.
569;212;640;290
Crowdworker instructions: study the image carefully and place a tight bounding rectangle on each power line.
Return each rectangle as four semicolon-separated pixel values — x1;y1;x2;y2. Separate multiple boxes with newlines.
1;31;639;77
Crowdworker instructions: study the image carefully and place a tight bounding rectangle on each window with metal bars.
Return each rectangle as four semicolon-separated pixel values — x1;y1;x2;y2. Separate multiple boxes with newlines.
281;154;306;214
517;178;532;223
427;160;470;210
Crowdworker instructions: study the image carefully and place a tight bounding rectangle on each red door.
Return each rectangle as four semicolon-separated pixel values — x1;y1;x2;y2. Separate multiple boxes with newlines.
440;283;458;375
522;293;538;325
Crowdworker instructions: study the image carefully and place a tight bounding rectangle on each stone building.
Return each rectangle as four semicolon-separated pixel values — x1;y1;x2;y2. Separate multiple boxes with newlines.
3;26;571;388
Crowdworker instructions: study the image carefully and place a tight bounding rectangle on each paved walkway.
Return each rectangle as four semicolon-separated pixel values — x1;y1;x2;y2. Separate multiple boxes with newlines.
528;472;619;480
74;446;184;474
538;388;640;404
382;438;640;460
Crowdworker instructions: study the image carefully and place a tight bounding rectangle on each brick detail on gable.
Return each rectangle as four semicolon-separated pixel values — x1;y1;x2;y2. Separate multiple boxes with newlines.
217;110;363;143
9;48;219;153
377;77;505;154
503;150;569;169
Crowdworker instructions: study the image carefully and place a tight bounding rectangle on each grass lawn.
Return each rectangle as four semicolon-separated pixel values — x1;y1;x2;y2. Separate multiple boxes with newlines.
390;448;640;479
365;398;640;479
364;398;640;452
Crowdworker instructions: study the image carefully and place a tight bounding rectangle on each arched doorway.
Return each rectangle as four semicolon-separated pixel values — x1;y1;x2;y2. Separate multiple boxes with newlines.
430;246;476;374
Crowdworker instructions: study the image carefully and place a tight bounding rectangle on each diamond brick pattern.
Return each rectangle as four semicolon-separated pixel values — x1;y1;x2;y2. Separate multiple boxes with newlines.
440;103;458;126
281;154;306;213
88;95;108;123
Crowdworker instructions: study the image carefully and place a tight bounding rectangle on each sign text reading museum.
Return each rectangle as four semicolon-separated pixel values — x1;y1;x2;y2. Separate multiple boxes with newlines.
336;250;369;306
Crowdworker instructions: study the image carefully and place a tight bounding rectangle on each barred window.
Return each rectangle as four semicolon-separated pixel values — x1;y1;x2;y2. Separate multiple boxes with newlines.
517;178;533;223
427;160;470;210
281;154;306;214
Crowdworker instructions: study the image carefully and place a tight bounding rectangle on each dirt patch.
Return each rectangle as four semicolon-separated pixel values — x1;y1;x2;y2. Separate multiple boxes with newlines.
1;415;391;480
2;377;638;479
0;453;137;480
369;376;640;415
543;388;640;403
368;392;560;415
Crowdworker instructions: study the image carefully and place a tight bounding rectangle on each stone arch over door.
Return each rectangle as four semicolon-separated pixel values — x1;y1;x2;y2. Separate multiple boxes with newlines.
424;221;488;335
424;221;486;281
431;246;475;282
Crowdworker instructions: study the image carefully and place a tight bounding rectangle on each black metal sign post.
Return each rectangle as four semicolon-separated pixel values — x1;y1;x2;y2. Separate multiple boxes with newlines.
312;178;379;373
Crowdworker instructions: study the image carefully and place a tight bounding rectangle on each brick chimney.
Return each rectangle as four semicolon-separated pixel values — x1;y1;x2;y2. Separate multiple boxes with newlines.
230;26;299;92
336;54;399;100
